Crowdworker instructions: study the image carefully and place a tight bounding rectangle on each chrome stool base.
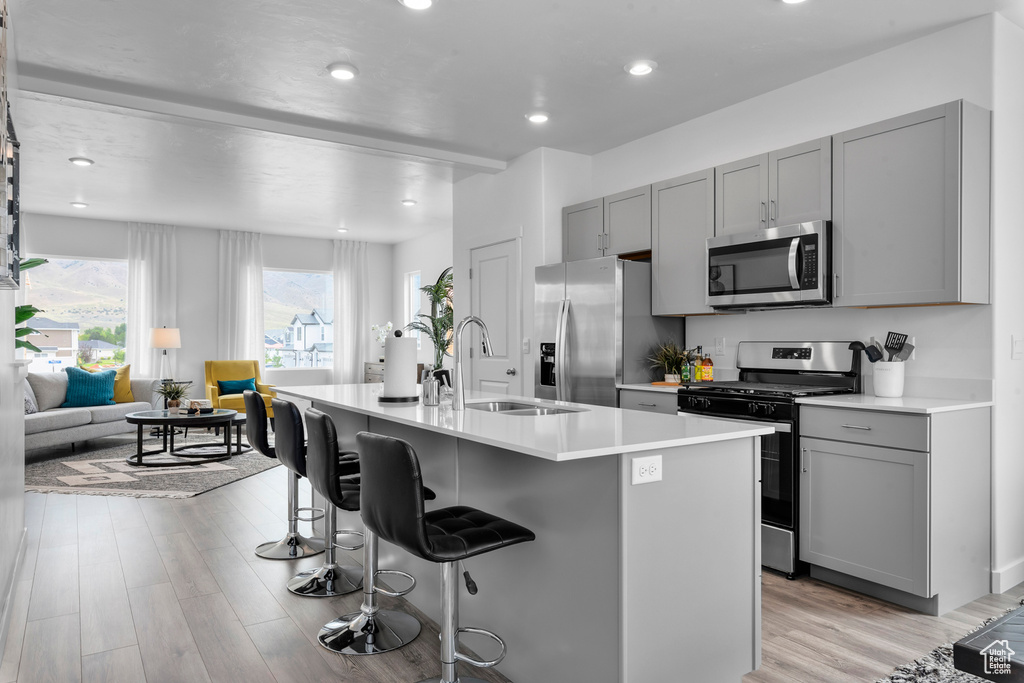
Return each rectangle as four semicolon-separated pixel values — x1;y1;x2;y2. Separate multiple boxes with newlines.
318;609;421;655
287;562;362;597
418;678;489;683
255;532;325;560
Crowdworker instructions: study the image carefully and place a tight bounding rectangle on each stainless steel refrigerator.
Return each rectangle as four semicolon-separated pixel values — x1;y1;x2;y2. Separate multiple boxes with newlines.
535;256;683;407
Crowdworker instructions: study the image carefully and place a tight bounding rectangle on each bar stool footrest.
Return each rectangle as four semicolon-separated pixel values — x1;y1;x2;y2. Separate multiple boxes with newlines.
373;569;416;597
454;626;507;668
333;529;364;551
295;505;325;523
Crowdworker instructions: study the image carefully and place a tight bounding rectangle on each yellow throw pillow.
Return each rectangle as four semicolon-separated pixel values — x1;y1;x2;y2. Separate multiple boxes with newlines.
113;365;134;403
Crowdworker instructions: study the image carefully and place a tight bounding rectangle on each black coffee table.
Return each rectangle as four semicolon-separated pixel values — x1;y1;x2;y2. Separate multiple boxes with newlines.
125;409;237;467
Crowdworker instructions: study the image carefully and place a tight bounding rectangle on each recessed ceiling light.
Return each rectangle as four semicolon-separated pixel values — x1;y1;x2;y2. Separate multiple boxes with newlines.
781;0;807;4
328;62;359;80
337;228;348;233
626;60;657;76
70;202;88;209
526;112;549;124
69;157;94;167
401;199;417;206
398;0;432;9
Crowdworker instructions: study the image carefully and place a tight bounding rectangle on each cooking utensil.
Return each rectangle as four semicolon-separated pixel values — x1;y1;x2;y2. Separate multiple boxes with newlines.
884;331;908;361
895;343;914;362
873;340;885;360
864;344;884;363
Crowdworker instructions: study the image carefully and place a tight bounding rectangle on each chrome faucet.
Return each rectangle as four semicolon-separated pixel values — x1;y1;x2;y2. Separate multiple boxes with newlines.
452;315;493;410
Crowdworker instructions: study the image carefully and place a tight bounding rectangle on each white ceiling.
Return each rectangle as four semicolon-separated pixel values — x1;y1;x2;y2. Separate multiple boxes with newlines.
9;0;1023;243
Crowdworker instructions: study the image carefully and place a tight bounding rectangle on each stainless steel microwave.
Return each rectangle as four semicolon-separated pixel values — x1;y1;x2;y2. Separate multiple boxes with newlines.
706;221;830;309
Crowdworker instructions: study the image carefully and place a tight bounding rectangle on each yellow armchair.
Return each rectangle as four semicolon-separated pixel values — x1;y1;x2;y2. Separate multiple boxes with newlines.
204;360;276;417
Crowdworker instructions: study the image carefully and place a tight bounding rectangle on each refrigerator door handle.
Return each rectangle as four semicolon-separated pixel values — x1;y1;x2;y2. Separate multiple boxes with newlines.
556;299;571;402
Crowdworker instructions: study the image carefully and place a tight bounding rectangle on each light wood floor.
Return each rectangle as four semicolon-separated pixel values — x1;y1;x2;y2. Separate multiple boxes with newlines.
4;438;1021;682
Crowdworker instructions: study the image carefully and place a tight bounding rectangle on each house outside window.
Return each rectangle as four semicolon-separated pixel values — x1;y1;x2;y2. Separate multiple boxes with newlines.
264;269;333;368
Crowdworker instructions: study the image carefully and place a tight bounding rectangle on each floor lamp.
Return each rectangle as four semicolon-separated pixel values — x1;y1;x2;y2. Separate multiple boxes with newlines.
151;327;181;381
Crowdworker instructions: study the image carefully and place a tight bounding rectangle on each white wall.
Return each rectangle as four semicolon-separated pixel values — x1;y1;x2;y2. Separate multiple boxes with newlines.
454;148;590;395
22;213;393;391
989;14;1024;591
392;227;453;366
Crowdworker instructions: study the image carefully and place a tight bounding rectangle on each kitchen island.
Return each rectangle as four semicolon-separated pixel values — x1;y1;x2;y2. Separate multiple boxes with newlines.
276;383;772;683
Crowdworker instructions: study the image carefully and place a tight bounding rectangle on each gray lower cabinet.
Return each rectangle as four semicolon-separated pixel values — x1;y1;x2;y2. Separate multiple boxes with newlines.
604;184;652;255
619;388;678;414
798;404;991;615
563;198;604;262
652;169;714;315
714;137;831;236
832;100;991;306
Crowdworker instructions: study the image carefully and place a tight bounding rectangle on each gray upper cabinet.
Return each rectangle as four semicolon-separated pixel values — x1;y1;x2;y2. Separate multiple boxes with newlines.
832;100;991;307
715;154;768;235
769;138;832;227
652;169;715;315
604;185;652;256
563;198;604;262
715;137;831;236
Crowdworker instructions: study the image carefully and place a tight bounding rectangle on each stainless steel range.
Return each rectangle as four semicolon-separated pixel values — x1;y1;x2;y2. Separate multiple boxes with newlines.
677;341;862;578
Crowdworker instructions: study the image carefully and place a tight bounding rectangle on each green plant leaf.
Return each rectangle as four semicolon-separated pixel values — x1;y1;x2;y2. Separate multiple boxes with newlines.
15;339;42;353
15;305;43;325
14;326;41;338
18;258;48;271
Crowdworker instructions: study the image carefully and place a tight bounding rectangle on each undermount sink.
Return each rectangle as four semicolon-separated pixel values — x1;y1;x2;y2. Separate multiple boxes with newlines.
466;401;586;416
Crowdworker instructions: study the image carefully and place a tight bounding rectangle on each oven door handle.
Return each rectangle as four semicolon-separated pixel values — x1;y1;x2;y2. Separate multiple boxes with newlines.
677;412;791;433
788;237;801;290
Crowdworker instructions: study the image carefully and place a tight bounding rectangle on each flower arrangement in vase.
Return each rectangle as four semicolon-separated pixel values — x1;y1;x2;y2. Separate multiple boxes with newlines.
371;321;393;362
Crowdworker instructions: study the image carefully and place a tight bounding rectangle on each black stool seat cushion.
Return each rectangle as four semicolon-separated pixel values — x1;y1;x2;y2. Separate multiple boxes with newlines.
243;390;275;459
356;431;534;565
423;506;535;562
334;475;361;512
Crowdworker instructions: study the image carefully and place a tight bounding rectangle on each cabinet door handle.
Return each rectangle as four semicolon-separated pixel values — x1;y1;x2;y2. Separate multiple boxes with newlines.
604;233;610;250
834;272;840;297
801;447;807;473
597;234;603;253
506;368;517;376
760;201;767;224
770;199;776;222
841;424;872;430
638;402;656;407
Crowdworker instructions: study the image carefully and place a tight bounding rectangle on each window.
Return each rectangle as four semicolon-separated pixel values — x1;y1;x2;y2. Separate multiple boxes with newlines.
404;270;422;349
264;269;333;368
23;258;128;373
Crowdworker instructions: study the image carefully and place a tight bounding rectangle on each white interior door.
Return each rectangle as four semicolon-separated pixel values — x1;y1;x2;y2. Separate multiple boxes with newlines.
469;239;522;396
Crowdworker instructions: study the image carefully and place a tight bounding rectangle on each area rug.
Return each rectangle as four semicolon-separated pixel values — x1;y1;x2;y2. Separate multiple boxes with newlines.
876;603;1023;682
25;435;279;499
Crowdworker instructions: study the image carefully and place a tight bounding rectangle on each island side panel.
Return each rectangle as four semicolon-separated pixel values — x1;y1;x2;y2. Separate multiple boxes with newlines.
456;439;622;683
620;437;761;682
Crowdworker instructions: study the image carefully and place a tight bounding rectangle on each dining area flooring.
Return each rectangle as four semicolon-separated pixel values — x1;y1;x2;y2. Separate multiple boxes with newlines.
3;436;1021;682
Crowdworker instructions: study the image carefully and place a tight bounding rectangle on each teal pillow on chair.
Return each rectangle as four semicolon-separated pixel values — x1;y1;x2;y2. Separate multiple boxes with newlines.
218;377;257;395
62;367;116;407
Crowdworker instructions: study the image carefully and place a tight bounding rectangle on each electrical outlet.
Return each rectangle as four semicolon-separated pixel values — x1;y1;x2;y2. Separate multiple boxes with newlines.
631;454;663;485
1013;335;1024;361
715;337;725;356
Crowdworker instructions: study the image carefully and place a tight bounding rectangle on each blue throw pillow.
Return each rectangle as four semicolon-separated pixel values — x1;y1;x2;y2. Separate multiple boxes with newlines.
218;377;257;396
62;367;116;407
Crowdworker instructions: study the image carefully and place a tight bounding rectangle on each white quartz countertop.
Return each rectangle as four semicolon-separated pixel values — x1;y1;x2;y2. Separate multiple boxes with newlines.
796;394;994;414
276;384;772;462
616;383;681;394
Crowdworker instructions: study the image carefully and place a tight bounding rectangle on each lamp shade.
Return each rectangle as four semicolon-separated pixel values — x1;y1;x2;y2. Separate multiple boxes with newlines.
150;327;181;349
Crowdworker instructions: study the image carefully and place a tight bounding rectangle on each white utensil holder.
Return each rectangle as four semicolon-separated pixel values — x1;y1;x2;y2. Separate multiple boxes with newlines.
873;362;905;398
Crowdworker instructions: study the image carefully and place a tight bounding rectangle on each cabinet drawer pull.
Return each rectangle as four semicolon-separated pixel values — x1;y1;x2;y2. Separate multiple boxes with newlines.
841;424;872;430
638;402;657;407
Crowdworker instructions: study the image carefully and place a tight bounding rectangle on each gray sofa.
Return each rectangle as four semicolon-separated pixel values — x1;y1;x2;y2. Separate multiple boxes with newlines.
24;371;159;451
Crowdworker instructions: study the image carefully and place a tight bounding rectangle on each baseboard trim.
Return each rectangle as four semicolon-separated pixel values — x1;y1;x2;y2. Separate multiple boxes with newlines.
992;557;1024;594
0;527;28;663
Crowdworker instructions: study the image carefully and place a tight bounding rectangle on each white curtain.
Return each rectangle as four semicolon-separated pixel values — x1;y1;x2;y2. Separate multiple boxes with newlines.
126;223;177;377
217;230;265;366
333;240;369;384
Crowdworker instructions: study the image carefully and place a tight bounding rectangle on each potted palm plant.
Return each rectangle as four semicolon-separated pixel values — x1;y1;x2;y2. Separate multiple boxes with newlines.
155;381;190;414
405;268;453;382
648;339;686;383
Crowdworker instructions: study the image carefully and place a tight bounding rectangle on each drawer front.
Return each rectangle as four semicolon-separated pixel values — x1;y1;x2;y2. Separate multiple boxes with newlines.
800;406;929;452
619;389;677;414
364;362;385;384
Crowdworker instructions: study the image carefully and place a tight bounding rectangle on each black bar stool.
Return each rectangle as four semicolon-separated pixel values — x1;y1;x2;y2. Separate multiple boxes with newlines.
307;409;431;655
270;398;363;597
354;431;535;683
245;390;324;560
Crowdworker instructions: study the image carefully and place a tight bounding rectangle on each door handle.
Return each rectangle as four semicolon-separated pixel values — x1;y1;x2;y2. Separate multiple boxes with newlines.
788;238;800;290
506;368;517;376
770;199;776;223
760;201;767;224
597;233;604;254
